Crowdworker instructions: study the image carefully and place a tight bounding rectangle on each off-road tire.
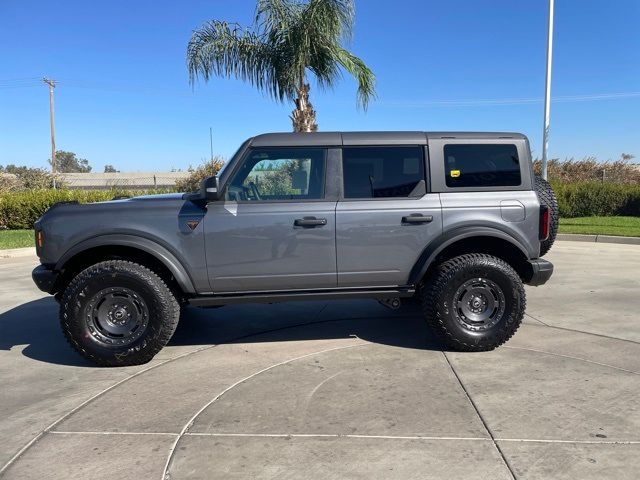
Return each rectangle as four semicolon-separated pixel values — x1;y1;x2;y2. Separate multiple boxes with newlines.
60;260;180;367
421;254;525;351
534;175;559;256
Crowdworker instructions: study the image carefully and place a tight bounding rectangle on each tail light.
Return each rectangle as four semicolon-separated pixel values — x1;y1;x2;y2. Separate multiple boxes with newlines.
539;205;550;241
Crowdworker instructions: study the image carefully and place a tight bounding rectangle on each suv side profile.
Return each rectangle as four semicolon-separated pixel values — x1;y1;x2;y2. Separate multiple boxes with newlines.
32;132;555;366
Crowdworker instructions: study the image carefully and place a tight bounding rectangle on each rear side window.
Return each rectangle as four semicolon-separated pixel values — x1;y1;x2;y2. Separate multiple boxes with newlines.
444;144;521;188
342;146;425;199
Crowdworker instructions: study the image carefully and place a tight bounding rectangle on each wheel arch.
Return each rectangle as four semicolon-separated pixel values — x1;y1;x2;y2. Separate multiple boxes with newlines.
54;234;196;295
409;227;531;285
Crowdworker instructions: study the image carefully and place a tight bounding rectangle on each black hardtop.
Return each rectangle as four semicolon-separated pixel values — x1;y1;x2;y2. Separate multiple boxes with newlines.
249;131;527;147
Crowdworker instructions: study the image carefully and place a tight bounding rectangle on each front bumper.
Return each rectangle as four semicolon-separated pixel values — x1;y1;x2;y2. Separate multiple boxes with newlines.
525;258;554;286
32;265;59;294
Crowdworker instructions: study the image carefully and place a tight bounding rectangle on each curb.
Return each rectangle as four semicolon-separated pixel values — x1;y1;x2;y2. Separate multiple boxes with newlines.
557;234;640;245
0;247;36;259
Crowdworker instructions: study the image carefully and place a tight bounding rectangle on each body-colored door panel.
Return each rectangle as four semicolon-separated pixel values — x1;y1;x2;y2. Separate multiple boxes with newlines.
204;201;337;292
336;196;442;287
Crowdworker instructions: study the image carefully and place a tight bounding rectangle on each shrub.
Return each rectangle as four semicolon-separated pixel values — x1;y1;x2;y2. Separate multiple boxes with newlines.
0;189;167;230
552;181;640;217
175;157;225;192
534;156;640;184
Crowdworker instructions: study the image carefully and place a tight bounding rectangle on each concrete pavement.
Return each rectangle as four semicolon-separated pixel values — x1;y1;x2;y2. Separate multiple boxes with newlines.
0;242;639;479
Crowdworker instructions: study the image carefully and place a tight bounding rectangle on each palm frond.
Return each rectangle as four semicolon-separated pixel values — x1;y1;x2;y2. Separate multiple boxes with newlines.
187;20;285;101
255;0;298;33
304;0;354;41
332;46;376;109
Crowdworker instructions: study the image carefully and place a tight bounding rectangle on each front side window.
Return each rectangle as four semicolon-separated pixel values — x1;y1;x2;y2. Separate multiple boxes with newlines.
342;146;425;199
226;148;326;201
444;144;521;188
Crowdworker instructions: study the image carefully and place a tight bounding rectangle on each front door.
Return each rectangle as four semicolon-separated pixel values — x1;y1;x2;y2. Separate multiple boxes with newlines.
336;146;443;287
204;146;336;293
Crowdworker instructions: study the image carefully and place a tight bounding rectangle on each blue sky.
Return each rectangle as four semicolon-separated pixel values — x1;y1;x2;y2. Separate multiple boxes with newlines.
1;0;638;172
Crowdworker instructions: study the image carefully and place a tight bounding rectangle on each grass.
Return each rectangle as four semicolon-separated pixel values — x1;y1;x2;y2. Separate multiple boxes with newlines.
0;229;34;249
559;216;640;237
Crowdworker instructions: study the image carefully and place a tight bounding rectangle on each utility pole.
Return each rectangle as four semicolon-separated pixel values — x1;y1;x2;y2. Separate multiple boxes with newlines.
209;127;213;161
541;0;555;180
43;78;57;188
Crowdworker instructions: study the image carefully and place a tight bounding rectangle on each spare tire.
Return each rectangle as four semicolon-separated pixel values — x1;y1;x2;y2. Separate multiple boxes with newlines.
534;175;559;256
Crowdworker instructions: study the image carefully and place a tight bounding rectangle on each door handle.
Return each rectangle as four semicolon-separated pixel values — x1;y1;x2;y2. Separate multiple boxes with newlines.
402;214;433;224
294;217;327;227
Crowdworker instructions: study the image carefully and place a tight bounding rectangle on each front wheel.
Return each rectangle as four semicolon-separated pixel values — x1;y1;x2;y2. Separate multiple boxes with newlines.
421;254;525;351
60;260;180;366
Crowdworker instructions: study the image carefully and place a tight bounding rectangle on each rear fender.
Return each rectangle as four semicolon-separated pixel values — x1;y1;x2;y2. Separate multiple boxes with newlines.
408;226;530;285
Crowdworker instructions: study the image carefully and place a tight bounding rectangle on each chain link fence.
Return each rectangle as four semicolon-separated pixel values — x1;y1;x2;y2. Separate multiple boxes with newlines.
58;172;191;190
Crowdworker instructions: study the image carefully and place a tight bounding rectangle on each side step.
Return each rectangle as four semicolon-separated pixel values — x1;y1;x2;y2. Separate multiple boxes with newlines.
189;286;415;307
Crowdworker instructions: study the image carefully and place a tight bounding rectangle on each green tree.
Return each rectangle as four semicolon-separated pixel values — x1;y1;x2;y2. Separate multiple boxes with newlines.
187;0;375;132
0;164;57;190
50;151;92;173
104;164;118;173
175;156;226;192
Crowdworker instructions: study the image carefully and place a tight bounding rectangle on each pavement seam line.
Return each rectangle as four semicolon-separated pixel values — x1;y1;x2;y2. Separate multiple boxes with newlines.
45;431;640;445
49;431;179;436
0;343;216;477
442;352;517;480
503;345;640;375
186;433;492;441
524;314;640;346
495;438;640;445
0;313;370;477
161;341;368;480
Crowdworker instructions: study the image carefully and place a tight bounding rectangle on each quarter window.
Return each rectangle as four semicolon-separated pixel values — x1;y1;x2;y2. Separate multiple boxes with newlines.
444;144;521;188
226;148;326;201
342;146;425;199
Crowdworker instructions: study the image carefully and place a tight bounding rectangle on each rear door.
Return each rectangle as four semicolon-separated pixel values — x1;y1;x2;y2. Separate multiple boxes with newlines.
204;146;337;293
335;145;443;287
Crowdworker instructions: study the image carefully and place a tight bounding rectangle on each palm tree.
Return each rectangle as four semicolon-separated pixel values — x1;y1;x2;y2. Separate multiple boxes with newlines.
187;0;375;132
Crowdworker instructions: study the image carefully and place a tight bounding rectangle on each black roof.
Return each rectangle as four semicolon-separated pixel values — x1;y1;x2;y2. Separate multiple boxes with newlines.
250;131;527;147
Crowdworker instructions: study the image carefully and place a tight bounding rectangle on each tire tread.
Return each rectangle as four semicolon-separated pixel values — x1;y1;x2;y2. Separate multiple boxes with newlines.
421;253;525;352
59;260;180;367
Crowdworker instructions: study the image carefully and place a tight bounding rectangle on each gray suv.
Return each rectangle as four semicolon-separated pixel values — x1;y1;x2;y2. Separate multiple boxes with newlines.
32;132;556;366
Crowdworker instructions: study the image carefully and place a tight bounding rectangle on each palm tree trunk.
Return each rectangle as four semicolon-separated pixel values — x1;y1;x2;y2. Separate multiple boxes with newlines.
290;83;318;132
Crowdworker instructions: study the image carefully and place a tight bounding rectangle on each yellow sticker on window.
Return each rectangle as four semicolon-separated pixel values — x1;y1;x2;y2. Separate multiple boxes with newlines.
450;169;461;178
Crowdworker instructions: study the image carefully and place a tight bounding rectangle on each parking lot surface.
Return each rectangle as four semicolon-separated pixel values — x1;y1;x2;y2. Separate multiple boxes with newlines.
1;241;639;479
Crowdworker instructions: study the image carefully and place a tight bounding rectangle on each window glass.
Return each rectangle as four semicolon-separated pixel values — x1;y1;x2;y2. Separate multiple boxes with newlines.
226;148;326;201
342;147;425;199
444;144;521;188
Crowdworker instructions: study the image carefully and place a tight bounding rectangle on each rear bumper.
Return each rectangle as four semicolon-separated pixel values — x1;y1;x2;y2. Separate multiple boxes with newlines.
32;265;59;294
525;258;554;286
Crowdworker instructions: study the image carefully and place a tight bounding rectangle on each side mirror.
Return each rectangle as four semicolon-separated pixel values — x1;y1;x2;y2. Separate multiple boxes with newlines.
200;176;220;202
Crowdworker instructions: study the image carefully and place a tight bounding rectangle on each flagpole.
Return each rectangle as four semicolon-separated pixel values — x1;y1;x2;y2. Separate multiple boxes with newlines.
541;0;555;180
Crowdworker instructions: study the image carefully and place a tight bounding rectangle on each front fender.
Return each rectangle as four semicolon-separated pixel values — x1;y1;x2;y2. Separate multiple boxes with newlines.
55;234;196;293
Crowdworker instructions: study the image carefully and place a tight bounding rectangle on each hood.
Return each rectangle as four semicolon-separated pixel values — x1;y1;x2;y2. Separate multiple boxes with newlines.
98;192;187;204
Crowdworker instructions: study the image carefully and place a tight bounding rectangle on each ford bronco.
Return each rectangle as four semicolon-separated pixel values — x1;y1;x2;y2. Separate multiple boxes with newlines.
32;132;557;366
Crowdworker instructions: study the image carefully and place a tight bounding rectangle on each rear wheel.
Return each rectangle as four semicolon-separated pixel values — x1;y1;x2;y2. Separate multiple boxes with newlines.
534;175;559;256
421;254;525;351
60;260;180;366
